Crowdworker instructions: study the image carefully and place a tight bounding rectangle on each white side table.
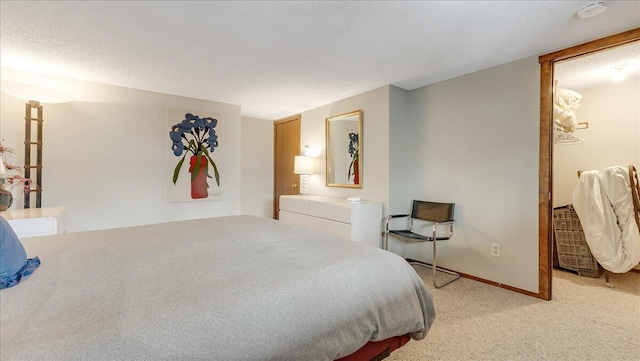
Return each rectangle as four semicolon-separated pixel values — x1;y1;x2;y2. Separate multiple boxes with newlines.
0;207;67;238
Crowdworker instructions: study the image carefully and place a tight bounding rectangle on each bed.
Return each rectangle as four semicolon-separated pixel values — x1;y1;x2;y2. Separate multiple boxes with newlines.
0;215;435;360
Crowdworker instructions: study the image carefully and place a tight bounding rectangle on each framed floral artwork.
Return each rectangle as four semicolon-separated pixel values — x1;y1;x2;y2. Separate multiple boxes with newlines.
167;109;222;202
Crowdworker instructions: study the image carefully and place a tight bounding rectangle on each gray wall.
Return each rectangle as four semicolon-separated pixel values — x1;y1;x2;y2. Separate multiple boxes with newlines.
389;56;541;293
300;86;391;214
292;58;542;292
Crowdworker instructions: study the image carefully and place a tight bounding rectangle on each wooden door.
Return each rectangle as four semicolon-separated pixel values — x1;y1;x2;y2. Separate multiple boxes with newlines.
274;115;301;219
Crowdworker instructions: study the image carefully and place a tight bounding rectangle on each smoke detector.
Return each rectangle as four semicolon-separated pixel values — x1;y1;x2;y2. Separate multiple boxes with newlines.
577;1;608;19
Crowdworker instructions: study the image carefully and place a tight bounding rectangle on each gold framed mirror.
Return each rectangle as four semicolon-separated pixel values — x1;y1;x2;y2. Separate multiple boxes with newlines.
326;110;362;188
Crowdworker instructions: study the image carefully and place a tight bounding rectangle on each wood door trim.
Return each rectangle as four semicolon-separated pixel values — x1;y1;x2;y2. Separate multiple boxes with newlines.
539;28;640;63
273;114;301;219
274;114;301;125
538;60;553;301
537;28;640;301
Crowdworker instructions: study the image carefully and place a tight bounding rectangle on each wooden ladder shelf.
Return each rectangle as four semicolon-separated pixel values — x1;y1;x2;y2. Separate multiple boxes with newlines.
24;100;43;208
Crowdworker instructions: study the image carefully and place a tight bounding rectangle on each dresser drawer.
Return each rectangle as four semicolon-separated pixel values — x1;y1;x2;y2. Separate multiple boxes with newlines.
281;210;352;241
307;217;352;240
308;200;352;224
280;196;309;214
1;207;66;238
279;210;309;228
7;217;57;238
279;195;382;248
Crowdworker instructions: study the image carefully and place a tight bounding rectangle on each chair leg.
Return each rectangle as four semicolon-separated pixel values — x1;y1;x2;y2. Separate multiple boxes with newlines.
604;270;613;288
385;218;460;288
383;229;389;251
409;237;460;288
383;216;391;251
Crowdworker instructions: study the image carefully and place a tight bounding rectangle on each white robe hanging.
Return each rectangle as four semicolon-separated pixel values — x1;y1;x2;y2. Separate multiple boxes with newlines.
572;167;640;273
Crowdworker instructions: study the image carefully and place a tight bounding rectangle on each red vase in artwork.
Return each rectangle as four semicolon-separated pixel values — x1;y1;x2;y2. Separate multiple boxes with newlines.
353;160;359;185
189;155;209;199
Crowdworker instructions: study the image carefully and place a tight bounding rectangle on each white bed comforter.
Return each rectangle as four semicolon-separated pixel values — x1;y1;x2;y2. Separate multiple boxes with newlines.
0;215;435;361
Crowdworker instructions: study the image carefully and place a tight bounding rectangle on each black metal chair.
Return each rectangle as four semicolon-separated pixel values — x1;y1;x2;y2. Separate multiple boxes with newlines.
384;200;460;288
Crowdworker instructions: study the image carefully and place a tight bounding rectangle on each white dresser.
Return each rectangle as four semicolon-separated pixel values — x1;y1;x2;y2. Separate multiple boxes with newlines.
0;207;67;238
279;195;383;248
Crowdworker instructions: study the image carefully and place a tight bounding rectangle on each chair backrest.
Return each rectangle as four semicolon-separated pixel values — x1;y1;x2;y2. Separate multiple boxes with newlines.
411;201;455;222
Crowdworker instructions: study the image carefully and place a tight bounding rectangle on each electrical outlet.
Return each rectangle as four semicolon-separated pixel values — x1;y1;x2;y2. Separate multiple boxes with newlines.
491;243;501;257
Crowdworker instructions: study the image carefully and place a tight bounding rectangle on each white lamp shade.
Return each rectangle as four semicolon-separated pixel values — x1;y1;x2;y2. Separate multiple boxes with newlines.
294;156;314;175
0;158;6;175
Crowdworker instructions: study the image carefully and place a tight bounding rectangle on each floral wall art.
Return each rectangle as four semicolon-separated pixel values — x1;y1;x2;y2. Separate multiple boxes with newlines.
348;132;359;184
167;109;222;202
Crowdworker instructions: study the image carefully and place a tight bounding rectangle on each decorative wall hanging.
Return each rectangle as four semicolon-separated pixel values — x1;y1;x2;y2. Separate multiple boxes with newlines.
347;132;359;184
167;109;222;202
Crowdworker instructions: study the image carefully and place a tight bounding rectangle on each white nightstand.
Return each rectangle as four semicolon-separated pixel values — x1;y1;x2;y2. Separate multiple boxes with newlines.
0;207;67;238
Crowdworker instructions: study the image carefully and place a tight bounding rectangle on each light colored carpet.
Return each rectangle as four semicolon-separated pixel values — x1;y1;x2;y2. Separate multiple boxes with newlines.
389;267;640;361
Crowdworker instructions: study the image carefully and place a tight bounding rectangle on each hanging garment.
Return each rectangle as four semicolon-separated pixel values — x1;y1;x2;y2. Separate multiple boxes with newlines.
602;166;640;266
553;87;582;132
572;168;640;273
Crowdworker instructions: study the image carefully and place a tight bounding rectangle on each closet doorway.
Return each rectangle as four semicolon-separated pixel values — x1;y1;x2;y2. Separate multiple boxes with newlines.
273;115;301;220
538;28;640;300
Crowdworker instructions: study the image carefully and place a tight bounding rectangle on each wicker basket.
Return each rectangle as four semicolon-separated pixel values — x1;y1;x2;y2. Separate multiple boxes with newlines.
553;205;603;278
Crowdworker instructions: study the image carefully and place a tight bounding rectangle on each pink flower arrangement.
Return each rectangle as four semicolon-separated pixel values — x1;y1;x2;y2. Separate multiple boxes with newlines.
0;142;35;193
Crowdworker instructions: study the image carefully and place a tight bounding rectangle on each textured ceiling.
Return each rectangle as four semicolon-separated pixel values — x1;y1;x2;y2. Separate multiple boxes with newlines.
555;41;640;90
1;1;639;119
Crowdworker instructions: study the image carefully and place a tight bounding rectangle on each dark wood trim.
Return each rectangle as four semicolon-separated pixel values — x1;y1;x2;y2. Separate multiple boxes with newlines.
538;29;640;301
538;60;553;301
458;272;540;299
274;114;301;125
405;259;539;298
539;28;640;63
273;114;301;219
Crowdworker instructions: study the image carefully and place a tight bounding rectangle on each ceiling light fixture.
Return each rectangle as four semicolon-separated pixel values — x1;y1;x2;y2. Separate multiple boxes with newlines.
612;64;629;82
577;1;608;19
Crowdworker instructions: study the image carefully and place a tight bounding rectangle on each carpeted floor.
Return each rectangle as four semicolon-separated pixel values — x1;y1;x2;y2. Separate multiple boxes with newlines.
388;267;640;361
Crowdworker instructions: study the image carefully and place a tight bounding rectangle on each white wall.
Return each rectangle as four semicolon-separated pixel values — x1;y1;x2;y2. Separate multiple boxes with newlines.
553;78;640;207
392;57;541;293
295;63;541;293
241;116;274;218
1;58;545;292
388;86;415;254
300;86;391;212
389;85;413;213
1;68;241;232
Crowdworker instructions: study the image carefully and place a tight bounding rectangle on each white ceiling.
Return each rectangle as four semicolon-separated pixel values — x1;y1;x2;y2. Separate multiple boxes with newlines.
555;41;640;90
1;1;639;120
